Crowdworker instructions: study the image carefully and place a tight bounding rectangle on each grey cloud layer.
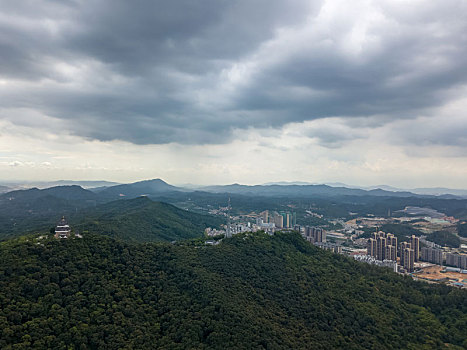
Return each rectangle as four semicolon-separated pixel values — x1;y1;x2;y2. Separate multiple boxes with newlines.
1;0;466;145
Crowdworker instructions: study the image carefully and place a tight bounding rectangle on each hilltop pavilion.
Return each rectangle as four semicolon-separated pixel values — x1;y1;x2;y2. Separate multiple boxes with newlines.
54;216;71;239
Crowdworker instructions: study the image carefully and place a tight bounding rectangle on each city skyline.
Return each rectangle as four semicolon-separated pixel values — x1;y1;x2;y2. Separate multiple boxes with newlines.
1;1;467;187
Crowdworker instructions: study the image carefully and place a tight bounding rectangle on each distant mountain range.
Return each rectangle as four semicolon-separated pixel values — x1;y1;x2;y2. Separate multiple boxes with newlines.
3;177;467;203
409;187;467;197
0;185;98;210
262;181;317;186
94;178;182;199
262;182;467;198
0;180;119;190
200;183;425;198
3;178;467;204
326;183;467;198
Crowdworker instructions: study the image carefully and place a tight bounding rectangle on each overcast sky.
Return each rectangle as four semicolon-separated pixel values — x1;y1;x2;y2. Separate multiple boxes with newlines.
1;0;467;187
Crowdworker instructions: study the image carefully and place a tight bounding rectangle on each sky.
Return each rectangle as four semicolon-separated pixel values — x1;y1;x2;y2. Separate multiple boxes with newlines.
1;0;467;187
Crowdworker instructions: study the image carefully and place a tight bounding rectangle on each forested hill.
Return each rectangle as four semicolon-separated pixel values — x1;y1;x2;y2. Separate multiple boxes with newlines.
0;232;466;349
0;195;223;242
76;197;224;242
0;186;99;239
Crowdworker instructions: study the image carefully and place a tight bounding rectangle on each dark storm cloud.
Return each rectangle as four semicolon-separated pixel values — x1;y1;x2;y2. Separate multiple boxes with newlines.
1;0;466;145
1;0;313;78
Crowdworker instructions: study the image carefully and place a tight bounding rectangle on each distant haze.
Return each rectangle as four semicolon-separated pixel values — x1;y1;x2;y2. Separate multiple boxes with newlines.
2;178;465;199
1;0;467;188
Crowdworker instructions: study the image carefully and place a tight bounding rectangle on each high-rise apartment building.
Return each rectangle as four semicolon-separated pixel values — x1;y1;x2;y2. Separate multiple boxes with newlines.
367;238;377;257
280;212;290;228
274;214;283;228
316;228;326;243
410;235;420;262
402;247;414;272
304;226;311;240
400;242;414;272
277;211;297;229
367;231;397;261
400;241;410;261
385;244;397;261
386;233;397;249
376;236;387;261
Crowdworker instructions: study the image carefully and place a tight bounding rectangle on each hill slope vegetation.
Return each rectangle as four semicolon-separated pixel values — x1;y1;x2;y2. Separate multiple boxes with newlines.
0;232;465;349
76;197;223;242
0;188;223;242
0;186;99;239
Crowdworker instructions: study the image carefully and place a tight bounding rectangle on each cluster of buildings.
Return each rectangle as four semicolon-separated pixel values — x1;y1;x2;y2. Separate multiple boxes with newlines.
366;232;420;273
421;247;467;269
367;231;398;261
421;247;444;265
400;239;419;273
446;253;467;269
205;227;228;237
365;231;467;275
256;212;341;253
205;222;257;237
206;210;296;237
206;208;339;254
353;255;397;272
256;210;297;229
303;226;326;244
299;225;342;253
314;241;342;254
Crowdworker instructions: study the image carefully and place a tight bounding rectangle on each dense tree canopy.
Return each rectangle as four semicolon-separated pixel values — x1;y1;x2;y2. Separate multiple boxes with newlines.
458;222;467;238
75;197;224;242
428;231;461;248
0;231;466;349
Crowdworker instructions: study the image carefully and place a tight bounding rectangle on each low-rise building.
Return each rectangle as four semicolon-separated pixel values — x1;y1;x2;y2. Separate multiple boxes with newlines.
314;242;341;254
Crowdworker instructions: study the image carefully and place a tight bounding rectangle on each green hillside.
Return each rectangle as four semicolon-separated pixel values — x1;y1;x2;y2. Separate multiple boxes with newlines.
0;232;465;349
0;186;99;239
0;187;222;242
76;197;224;242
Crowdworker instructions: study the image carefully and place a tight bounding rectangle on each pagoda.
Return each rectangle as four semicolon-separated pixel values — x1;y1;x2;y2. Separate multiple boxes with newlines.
54;216;71;239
